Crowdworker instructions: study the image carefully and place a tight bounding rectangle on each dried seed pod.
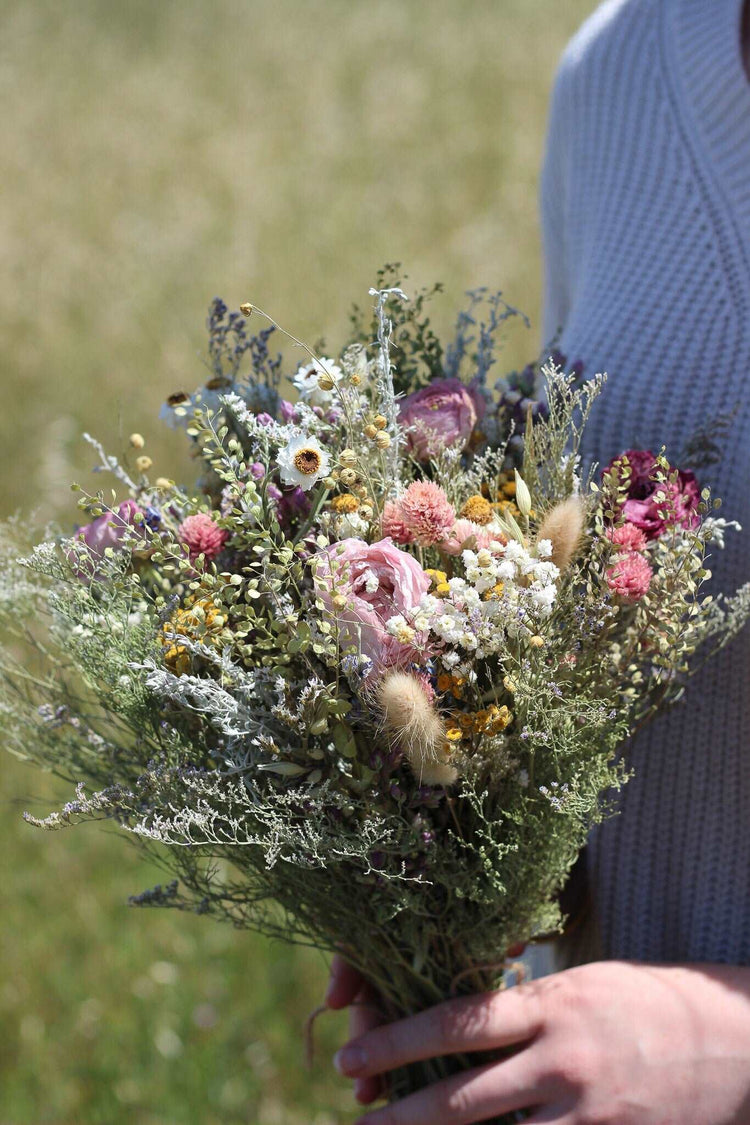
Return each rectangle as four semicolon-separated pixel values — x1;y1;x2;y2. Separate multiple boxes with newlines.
377;671;458;786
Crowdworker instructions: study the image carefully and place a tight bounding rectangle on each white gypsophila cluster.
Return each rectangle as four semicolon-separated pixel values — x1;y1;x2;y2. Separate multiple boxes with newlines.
318;509;371;541
220;392;297;447
69;608;145;641
386;541;559;668
292;357;344;408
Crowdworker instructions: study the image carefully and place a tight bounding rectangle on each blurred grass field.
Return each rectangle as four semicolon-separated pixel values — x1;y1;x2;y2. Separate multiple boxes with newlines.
1;1;596;1121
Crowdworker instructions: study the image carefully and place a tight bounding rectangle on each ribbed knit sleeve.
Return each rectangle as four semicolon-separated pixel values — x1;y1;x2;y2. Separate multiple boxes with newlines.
537;0;750;967
540;63;572;347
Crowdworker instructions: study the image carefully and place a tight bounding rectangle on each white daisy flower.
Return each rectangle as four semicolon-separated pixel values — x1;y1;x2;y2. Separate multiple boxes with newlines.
292;357;344;408
277;435;330;491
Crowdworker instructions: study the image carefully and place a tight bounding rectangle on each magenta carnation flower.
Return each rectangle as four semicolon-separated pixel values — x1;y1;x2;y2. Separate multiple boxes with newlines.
399;378;485;461
603;450;700;540
178;513;228;561
606;551;653;601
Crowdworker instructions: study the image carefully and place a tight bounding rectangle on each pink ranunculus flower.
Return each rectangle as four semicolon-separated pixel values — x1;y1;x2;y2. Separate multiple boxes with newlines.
603;449;700;540
178;513;229;561
439;519;499;556
313;537;431;668
606;551;653;602
607;523;649;552
399;378;485;461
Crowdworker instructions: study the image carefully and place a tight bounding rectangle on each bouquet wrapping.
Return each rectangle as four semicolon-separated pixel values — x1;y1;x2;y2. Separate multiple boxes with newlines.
2;279;749;1122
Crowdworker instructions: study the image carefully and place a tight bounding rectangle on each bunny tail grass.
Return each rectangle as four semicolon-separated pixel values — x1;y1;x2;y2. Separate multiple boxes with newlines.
377;671;458;787
535;495;586;574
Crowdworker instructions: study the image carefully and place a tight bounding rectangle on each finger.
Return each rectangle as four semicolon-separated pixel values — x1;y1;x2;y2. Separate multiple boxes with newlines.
352;1052;549;1125
354;1076;383;1106
524;1110;573;1124
336;983;543;1079
350;983;386;1106
326;954;366;1009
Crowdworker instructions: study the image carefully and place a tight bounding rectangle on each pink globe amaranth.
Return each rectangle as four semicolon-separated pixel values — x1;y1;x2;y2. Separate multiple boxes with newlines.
603;449;700;540
178;513;229;561
313;537;431;668
606;523;649;552
395;481;456;547
381;499;415;545
399;378;486;461
606;550;653;601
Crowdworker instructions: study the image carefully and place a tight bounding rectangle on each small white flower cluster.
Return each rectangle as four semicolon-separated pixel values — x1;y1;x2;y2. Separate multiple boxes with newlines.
385;541;560;669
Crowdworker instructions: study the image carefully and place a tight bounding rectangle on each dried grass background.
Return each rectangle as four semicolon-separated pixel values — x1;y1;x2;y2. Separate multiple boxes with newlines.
0;2;596;1121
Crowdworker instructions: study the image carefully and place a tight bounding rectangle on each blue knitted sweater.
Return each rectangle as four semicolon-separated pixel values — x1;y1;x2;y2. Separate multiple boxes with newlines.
540;0;750;963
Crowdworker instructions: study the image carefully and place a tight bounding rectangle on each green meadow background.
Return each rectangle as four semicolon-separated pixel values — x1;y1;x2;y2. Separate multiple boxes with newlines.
1;2;597;1121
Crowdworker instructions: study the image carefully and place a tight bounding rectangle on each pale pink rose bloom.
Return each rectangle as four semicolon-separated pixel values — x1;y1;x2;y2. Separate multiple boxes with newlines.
381;499;415;545
397;481;456;546
68;499;145;581
74;499;143;556
606;551;653;601
313;537;431;668
440;519;498;556
399;378;485;461
178;513;229;561
607;523;649;552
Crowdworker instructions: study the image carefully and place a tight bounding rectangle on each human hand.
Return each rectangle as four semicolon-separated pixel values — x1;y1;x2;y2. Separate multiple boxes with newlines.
326;953;386;1105
324;944;526;1107
331;960;750;1124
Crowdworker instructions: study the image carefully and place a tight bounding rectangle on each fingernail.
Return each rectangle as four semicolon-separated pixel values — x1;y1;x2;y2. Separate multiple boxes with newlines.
334;1044;366;1075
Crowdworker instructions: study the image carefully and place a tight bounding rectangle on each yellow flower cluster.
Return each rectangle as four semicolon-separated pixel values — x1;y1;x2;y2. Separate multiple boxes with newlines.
426;568;451;598
483;581;505;602
330;492;359;514
161;597;226;676
445;704;514;745
459;494;494;525
436;672;466;699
